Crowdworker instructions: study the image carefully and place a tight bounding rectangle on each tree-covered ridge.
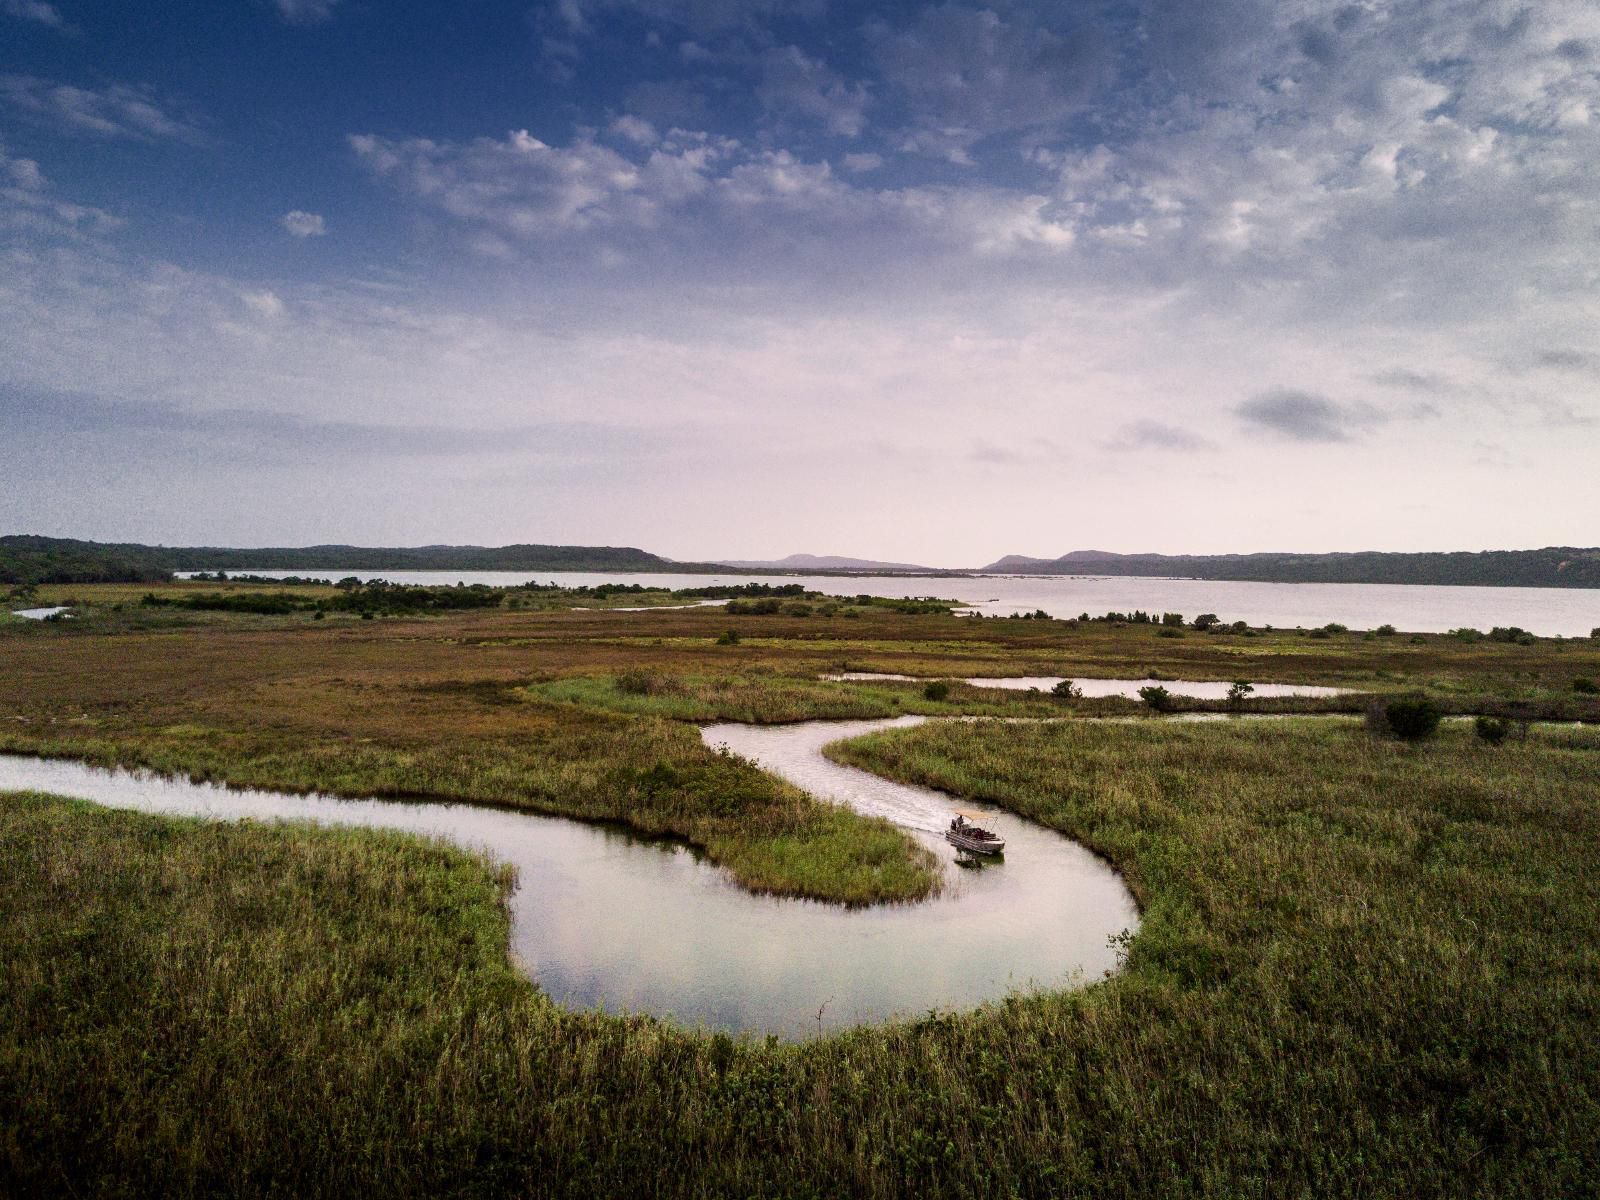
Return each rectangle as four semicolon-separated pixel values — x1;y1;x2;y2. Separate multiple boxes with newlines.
982;547;1600;589
0;536;725;585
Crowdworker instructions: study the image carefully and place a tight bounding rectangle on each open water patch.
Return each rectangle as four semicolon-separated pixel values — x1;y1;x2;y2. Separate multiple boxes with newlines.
824;672;1346;699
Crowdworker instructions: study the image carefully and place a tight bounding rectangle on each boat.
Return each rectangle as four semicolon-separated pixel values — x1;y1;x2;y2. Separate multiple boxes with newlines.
945;813;1005;855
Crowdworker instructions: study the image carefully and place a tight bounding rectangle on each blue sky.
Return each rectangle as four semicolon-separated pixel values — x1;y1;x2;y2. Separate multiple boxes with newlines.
2;0;1597;563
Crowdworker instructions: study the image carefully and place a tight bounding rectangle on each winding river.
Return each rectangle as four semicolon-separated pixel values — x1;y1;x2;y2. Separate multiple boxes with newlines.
0;719;1136;1039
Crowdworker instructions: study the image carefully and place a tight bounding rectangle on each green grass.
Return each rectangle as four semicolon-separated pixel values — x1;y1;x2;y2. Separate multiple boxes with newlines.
530;670;1087;722
0;703;938;907
6;718;1600;1196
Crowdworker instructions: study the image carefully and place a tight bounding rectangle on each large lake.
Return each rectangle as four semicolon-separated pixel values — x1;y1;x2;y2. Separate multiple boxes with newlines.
183;570;1600;637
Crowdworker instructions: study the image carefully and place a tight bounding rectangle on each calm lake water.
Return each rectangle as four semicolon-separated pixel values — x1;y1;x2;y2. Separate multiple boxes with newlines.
9;606;72;620
0;722;1135;1038
825;673;1346;698
181;570;1600;636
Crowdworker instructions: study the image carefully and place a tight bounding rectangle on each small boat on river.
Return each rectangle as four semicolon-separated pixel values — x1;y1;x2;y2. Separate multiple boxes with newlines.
946;813;1005;856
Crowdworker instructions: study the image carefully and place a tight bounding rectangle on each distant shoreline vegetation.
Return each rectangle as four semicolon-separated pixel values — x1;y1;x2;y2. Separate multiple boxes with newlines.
982;547;1600;589
130;579;960;620
4;534;1600;589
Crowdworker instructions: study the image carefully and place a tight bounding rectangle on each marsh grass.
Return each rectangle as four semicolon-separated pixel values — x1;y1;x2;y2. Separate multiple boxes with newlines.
7;716;1600;1196
0;691;938;906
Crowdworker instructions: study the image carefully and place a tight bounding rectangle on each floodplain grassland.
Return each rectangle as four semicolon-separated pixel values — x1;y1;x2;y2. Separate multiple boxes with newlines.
0;582;1597;894
0;596;960;905
6;715;1600;1197
3;585;1600;1195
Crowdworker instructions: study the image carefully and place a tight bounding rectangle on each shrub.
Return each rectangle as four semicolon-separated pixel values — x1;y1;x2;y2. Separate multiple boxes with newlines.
1192;613;1219;630
1227;681;1254;706
1161;612;1184;626
1051;679;1081;700
1489;626;1536;645
1592;627;1600;640
1138;685;1173;712
616;669;682;696
1474;715;1511;745
715;629;740;646
1157;628;1185;639
1322;622;1348;635
1307;628;1331;640
1371;695;1443;742
923;681;950;701
1450;627;1483;643
1573;677;1599;695
782;603;813;618
1375;624;1397;636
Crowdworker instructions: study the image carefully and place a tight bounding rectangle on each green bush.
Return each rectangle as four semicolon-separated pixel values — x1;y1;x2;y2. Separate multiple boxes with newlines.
1227;681;1254;706
1489;626;1536;645
1375;623;1397;636
1157;628;1185;639
1573;677;1598;695
1191;613;1219;630
1051;679;1082;700
1474;715;1511;745
922;681;950;702
1138;685;1173;712
1372;695;1443;742
715;630;740;646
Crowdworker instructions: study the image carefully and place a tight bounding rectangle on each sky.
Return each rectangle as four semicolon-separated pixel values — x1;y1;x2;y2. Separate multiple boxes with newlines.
1;0;1597;567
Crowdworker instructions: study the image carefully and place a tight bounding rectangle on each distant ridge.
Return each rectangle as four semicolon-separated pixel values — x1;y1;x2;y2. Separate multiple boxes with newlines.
0;535;729;584
717;553;938;573
9;535;1600;590
977;547;1600;590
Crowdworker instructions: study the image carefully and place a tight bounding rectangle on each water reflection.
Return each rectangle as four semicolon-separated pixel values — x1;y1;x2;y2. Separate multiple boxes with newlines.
824;672;1346;699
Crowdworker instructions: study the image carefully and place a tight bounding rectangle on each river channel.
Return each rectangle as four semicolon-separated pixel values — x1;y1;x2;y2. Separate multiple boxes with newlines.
0;719;1136;1039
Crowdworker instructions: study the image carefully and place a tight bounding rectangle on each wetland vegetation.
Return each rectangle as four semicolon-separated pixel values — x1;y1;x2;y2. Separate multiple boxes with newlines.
3;577;1599;1196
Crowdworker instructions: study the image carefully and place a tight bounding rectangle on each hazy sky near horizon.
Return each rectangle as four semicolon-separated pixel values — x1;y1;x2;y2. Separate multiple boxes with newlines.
1;0;1597;566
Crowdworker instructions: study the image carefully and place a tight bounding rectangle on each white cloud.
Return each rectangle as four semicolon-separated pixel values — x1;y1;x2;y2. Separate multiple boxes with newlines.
870;5;1112;159
608;114;659;145
0;146;120;236
2;0;66;29
240;289;286;319
280;210;327;237
0;75;202;141
273;0;336;25
840;152;883;173
755;45;869;137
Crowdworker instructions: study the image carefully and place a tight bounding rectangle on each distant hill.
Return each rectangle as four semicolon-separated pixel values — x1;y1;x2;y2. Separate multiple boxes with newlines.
977;547;1600;590
717;553;939;573
0;535;727;585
